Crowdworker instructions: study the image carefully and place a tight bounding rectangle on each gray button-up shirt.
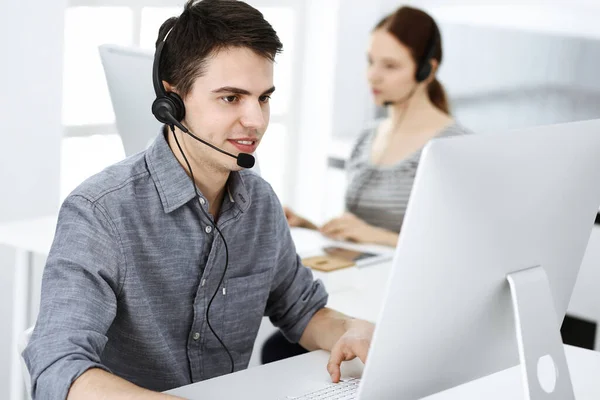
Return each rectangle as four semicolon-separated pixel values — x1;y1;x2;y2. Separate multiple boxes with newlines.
23;131;328;399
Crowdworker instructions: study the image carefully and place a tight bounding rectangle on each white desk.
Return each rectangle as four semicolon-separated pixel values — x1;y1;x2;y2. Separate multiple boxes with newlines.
0;216;58;400
165;345;600;399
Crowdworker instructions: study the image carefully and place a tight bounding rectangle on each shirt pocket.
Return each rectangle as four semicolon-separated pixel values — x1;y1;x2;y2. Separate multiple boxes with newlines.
222;269;272;358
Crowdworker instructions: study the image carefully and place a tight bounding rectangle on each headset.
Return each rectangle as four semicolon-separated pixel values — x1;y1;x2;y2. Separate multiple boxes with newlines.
152;28;186;125
414;24;438;83
151;26;255;169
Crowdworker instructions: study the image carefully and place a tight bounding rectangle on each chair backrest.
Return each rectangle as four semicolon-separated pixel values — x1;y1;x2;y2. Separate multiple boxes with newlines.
18;326;34;397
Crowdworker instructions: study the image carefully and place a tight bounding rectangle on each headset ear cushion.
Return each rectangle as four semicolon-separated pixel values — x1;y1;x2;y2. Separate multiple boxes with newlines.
168;92;186;122
151;92;186;125
152;96;177;125
416;62;432;83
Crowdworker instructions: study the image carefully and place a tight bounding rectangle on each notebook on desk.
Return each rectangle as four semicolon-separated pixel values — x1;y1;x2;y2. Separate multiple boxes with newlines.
290;227;393;271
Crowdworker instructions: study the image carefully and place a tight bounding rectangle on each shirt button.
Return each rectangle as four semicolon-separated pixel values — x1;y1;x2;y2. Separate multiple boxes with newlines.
193;332;200;341
205;226;213;234
199;198;206;205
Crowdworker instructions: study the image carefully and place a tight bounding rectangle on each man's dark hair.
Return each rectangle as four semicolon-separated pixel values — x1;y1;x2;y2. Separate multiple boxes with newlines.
156;0;283;99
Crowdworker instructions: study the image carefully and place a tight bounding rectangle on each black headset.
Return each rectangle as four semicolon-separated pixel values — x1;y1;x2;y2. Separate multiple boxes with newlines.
414;24;439;83
152;27;186;126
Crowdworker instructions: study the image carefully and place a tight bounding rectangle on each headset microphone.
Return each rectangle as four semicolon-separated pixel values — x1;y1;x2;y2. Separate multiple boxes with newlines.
161;113;255;169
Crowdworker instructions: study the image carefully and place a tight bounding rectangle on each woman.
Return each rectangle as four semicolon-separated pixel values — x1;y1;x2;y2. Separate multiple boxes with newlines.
263;5;471;364
285;5;471;247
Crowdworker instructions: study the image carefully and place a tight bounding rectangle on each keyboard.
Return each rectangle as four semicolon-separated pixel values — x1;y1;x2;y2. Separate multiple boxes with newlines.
284;378;360;400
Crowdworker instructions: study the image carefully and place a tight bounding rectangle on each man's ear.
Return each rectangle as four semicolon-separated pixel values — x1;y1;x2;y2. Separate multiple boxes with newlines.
163;81;177;94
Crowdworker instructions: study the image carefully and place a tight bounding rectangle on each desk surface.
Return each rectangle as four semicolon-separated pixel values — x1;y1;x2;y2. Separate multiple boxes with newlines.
166;345;600;399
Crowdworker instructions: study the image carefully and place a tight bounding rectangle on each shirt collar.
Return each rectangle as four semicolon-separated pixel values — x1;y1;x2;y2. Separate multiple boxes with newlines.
145;129;251;214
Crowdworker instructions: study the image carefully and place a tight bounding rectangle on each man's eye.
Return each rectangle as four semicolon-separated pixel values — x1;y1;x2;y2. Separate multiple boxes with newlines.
259;95;271;103
222;95;239;103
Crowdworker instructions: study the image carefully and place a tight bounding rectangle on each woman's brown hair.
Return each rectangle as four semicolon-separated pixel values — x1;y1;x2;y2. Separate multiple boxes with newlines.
375;6;450;114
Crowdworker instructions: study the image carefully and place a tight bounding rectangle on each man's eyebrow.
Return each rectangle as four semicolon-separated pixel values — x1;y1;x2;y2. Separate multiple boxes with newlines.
211;86;276;96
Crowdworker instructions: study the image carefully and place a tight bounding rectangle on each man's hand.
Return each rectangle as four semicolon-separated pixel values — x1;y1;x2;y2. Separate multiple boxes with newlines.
326;319;375;383
299;308;375;383
320;212;379;243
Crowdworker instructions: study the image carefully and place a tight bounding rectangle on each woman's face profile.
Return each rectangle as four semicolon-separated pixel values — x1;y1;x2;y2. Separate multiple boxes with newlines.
367;29;417;105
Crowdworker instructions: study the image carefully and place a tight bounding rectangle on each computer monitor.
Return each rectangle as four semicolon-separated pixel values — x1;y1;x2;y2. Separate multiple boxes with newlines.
98;44;261;175
357;119;600;399
99;44;160;157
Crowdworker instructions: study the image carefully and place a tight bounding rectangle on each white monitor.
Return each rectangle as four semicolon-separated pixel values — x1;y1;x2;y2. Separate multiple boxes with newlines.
99;44;160;157
357;119;600;399
98;44;261;175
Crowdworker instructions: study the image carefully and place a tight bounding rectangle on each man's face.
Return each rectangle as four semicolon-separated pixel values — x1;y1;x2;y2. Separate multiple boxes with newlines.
180;47;274;172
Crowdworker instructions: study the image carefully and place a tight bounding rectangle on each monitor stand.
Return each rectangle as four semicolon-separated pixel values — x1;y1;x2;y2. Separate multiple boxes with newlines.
507;266;575;400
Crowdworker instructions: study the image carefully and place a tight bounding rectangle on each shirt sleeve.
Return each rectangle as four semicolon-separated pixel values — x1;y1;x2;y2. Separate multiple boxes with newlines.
22;195;123;400
264;197;329;343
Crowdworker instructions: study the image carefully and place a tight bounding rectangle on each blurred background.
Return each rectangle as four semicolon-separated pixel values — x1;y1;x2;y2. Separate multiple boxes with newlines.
2;0;600;399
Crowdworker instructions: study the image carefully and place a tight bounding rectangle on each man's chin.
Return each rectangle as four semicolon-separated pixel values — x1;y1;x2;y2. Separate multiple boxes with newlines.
229;164;244;172
222;158;245;173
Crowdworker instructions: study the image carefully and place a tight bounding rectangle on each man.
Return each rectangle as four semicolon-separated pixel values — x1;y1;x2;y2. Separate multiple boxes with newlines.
23;1;374;399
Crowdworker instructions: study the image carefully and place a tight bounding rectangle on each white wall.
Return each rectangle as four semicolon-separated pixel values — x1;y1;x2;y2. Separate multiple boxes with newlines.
289;0;341;224
0;247;16;396
290;0;390;224
1;1;64;222
329;0;384;139
0;0;65;399
441;25;600;134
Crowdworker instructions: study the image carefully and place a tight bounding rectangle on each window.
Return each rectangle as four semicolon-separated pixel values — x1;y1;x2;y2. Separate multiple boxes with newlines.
62;7;133;126
61;0;303;204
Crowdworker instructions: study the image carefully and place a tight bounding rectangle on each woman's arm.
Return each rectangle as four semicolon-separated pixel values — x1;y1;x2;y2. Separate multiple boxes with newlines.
320;213;398;247
369;226;399;247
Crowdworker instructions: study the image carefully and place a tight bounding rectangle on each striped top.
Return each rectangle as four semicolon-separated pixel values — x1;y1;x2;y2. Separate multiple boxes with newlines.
344;122;471;233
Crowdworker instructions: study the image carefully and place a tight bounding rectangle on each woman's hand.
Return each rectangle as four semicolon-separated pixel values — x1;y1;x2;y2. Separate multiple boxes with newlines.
320;212;398;246
283;207;318;230
320;213;378;243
